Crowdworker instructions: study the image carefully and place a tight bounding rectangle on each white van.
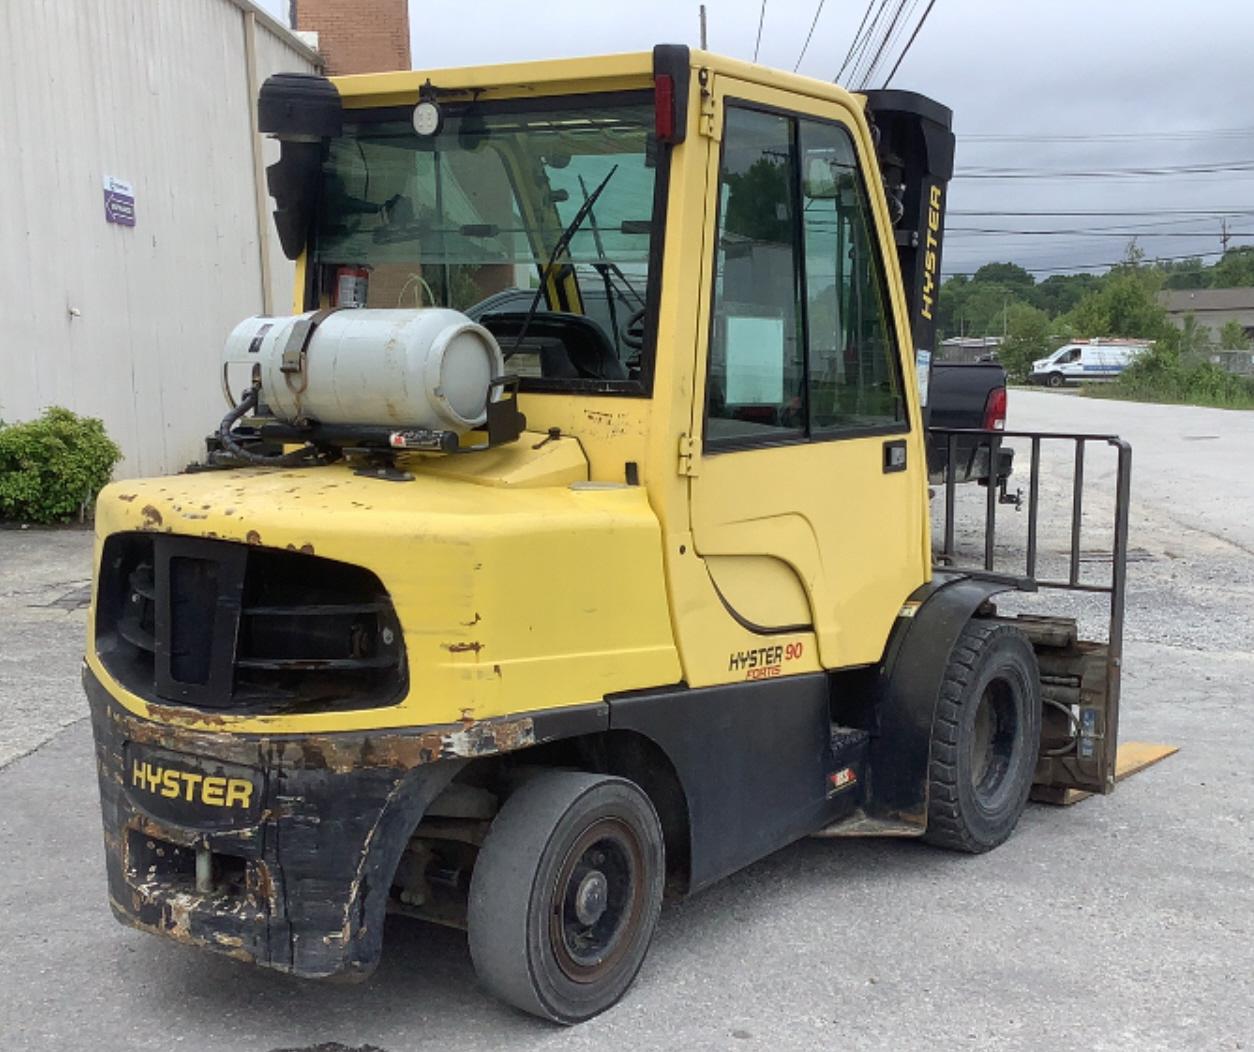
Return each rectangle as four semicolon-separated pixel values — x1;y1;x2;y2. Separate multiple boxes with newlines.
1030;340;1149;387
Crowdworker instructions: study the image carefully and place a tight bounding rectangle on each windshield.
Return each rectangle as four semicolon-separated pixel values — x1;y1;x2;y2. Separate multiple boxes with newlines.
313;92;662;391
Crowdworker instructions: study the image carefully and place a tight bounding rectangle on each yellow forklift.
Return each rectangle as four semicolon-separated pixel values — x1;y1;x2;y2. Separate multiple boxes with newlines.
86;46;1131;1023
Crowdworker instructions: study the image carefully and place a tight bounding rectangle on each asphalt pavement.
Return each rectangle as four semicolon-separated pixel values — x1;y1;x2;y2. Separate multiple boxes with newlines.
2;390;1252;1051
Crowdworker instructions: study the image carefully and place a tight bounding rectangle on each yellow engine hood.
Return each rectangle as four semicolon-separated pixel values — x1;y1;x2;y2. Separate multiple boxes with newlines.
88;437;681;734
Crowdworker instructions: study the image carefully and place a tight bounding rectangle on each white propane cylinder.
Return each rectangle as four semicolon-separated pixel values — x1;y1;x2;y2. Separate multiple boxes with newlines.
222;308;504;433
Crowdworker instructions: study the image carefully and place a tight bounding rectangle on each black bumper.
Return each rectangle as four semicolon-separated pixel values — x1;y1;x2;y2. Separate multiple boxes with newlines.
85;667;467;978
926;438;1014;486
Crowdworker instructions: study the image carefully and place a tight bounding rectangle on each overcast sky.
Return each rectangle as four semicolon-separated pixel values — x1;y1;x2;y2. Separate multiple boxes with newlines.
259;0;1254;278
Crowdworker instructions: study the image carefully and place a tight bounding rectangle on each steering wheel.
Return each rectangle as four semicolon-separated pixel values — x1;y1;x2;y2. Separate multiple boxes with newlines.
620;307;647;351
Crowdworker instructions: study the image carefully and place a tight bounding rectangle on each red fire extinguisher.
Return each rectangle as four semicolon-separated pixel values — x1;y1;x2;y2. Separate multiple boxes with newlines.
334;265;369;308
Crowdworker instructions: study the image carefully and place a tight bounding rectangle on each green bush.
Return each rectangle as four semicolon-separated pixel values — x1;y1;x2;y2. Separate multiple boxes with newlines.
1086;335;1254;410
0;407;123;524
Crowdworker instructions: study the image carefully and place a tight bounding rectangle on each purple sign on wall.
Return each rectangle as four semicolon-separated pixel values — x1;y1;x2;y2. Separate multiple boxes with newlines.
103;175;135;227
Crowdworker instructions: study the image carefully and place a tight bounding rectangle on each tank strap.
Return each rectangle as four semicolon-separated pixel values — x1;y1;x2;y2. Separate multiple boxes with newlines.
280;307;343;375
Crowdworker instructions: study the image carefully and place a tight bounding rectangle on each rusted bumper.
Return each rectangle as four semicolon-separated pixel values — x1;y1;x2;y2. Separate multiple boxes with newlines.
85;667;475;978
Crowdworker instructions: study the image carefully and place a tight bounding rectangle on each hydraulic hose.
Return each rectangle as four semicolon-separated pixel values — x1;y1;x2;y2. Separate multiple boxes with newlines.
216;386;333;467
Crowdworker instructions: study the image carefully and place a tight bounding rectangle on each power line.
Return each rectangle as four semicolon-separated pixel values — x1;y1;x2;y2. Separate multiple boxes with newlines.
960;126;1254;144
793;0;827;72
844;0;893;87
753;0;767;62
858;0;913;88
958;159;1254;175
954;163;1254;181
943;249;1232;276
834;0;877;83
950;208;1254;217
880;0;924;75
947;229;1252;238
947;212;1252;234
844;1;887;85
881;0;939;88
948;212;1254;234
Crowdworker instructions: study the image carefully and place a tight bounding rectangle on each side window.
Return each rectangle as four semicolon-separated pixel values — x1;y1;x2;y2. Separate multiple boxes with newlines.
705;105;906;448
707;108;805;442
799;120;905;432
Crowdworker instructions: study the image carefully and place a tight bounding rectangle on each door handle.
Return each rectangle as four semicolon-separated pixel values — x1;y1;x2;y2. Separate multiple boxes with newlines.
883;439;907;473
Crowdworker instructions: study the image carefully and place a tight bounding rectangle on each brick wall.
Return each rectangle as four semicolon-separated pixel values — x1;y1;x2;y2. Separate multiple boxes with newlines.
291;0;410;75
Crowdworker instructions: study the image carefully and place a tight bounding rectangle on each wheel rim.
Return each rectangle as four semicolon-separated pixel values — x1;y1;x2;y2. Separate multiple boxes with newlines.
969;678;1019;807
549;817;646;984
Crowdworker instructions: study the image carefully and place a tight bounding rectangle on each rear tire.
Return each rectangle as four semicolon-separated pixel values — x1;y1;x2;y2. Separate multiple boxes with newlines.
467;771;664;1024
923;621;1041;853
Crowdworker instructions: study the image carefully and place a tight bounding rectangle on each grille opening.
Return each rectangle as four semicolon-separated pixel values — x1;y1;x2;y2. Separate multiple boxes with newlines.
127;829;195;884
170;556;218;685
213;851;249;894
235;547;404;708
126;831;250;897
97;534;405;714
97;536;158;686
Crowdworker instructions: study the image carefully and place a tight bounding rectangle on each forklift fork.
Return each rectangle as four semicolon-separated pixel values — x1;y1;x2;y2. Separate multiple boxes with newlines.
929;428;1132;796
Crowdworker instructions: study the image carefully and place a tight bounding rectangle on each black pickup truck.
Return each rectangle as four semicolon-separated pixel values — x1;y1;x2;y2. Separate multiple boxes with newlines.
926;360;1014;486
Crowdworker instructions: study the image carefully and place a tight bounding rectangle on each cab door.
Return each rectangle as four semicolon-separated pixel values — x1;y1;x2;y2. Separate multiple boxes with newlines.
687;78;928;671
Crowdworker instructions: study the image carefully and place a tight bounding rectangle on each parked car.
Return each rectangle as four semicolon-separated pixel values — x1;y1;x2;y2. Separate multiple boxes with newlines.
1030;340;1148;387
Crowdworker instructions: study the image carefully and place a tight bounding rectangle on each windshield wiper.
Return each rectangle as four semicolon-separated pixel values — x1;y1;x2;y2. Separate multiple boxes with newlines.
505;165;618;361
578;173;622;358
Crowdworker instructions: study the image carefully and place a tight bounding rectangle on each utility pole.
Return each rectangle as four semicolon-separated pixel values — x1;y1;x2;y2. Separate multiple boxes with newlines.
1221;217;1231;253
699;4;708;49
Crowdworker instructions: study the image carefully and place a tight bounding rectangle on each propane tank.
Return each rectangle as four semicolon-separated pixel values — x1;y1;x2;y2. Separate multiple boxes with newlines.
223;308;504;434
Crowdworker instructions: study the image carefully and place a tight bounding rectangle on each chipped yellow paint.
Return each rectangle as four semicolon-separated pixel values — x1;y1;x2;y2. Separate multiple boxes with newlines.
87;450;681;735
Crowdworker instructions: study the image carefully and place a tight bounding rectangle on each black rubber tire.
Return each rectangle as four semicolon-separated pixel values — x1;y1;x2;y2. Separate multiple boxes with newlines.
923;620;1041;853
1046;372;1066;388
467;771;665;1024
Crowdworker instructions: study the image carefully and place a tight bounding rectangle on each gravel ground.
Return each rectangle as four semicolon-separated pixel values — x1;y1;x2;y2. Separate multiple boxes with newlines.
1;390;1251;1051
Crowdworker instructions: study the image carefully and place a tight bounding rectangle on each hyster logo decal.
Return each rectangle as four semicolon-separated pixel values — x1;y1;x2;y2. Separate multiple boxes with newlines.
920;184;943;321
131;760;253;809
728;641;804;680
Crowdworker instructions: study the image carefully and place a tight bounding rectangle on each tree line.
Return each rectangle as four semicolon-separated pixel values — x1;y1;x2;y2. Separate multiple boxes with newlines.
939;245;1254;382
943;244;1254;408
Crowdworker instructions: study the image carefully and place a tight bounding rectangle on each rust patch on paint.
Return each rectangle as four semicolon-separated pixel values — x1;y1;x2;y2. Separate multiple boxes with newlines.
141;505;163;528
445;641;484;654
245;530;262;546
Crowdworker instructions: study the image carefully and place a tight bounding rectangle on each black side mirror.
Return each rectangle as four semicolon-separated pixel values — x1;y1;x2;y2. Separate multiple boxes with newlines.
258;74;344;261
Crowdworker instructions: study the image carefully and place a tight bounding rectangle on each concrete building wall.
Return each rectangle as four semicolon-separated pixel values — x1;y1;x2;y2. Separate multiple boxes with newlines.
292;0;410;74
0;0;318;478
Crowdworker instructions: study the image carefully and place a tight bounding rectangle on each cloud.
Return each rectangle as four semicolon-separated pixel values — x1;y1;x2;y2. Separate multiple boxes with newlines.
256;0;1254;274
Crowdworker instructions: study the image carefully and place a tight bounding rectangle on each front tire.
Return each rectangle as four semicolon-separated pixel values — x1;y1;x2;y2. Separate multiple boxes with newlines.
923;621;1041;853
1046;371;1066;388
467;771;665;1024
